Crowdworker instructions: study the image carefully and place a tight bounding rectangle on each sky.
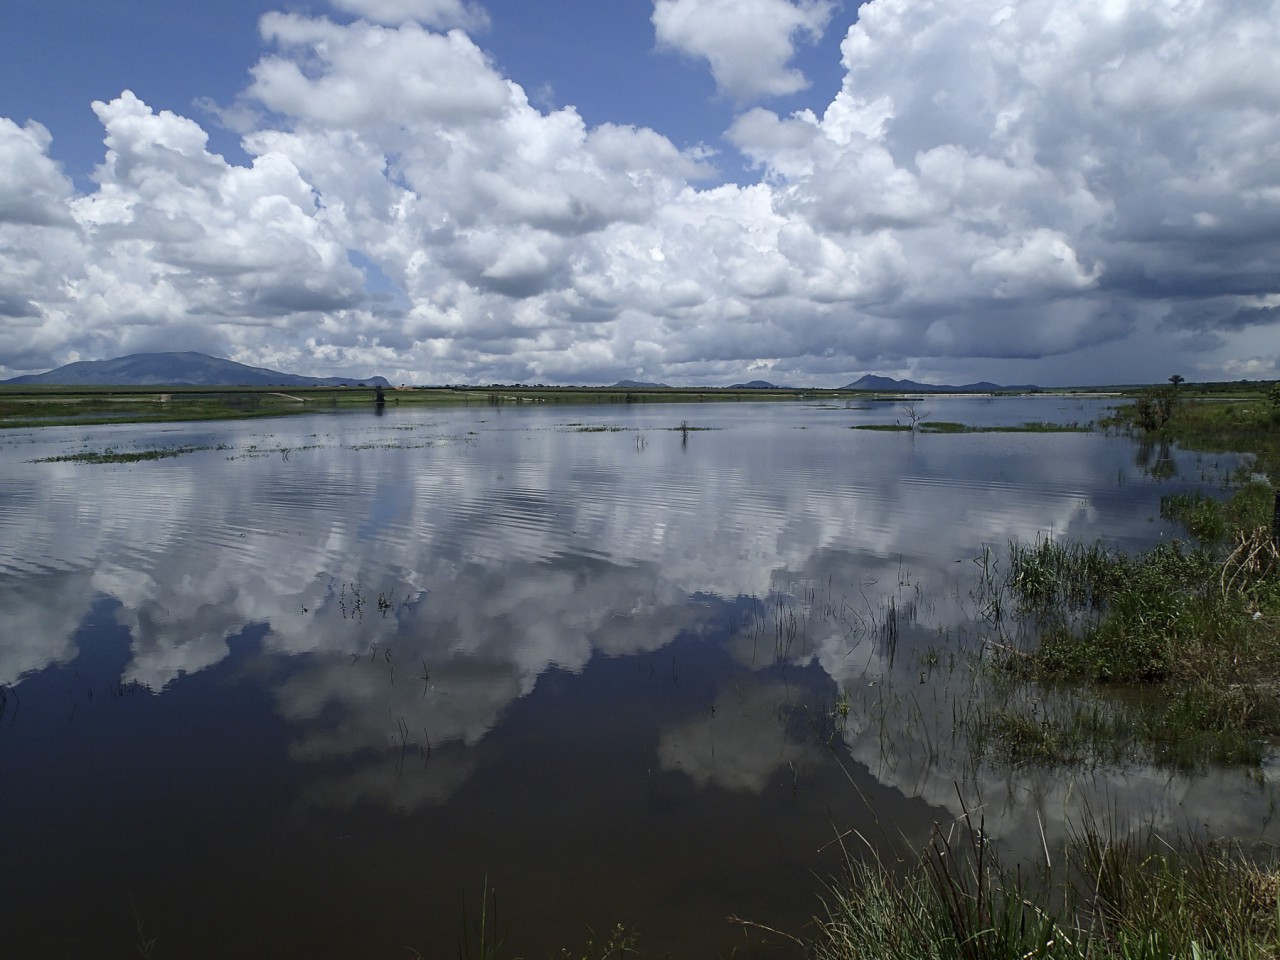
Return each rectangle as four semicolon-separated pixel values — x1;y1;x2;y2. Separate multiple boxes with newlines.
1;0;1278;387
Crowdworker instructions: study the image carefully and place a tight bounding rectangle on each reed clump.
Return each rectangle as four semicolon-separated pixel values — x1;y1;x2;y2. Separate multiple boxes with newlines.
809;814;1280;960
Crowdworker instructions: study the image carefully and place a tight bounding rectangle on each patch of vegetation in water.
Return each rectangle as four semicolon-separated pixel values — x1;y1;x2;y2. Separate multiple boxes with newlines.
975;420;1092;433
854;421;1093;434
920;420;1091;433
1105;384;1280;479
29;444;224;464
970;482;1280;771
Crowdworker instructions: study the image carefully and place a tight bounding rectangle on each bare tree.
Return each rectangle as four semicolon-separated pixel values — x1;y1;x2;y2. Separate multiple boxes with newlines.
902;404;930;431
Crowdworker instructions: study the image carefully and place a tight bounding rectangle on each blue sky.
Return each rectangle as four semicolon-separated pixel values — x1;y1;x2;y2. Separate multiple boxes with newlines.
2;0;847;183
1;0;1278;386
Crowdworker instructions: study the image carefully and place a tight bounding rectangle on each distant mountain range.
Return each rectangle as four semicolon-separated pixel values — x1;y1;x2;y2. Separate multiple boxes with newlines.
3;352;392;388
841;375;1039;393
612;379;670;389
615;376;1036;392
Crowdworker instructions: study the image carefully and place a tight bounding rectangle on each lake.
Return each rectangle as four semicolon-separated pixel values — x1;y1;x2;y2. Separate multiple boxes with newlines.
1;397;1275;958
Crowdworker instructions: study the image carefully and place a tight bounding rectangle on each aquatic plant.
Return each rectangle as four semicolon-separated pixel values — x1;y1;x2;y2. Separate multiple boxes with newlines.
29;443;224;464
960;477;1280;770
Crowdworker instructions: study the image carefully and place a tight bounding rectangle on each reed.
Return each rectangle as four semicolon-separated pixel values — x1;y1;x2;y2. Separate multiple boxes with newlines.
809;811;1280;960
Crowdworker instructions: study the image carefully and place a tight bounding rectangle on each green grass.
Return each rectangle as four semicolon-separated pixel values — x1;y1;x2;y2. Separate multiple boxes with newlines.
977;421;1092;433
810;814;1280;960
969;479;1280;770
1105;391;1280;480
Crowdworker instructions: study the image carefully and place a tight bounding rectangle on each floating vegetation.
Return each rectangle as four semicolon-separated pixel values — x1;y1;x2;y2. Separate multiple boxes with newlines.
664;421;716;433
29;444;225;464
226;442;324;459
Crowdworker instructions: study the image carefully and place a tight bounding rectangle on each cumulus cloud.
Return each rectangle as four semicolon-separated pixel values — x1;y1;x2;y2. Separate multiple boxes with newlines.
652;0;836;100
1;0;1278;385
329;0;489;31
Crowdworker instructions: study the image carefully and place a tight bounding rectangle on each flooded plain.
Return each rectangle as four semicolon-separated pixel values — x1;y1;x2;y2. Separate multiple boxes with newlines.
1;397;1276;958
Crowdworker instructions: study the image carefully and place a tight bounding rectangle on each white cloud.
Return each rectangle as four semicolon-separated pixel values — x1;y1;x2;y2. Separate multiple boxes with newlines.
329;0;489;30
249;15;510;127
0;119;75;228
0;119;87;367
2;0;1279;386
653;0;835;100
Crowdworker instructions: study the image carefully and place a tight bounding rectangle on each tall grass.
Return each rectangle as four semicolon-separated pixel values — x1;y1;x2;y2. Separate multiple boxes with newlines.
810;813;1280;960
965;478;1280;769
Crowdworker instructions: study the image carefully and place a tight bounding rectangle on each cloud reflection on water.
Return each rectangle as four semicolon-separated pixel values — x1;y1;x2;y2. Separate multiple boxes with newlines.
0;401;1267;839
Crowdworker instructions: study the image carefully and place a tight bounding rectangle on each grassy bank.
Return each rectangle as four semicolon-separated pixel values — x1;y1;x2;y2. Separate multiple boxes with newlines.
958;479;1278;772
956;388;1280;770
1104;385;1280;479
810;813;1280;960
816;393;1280;957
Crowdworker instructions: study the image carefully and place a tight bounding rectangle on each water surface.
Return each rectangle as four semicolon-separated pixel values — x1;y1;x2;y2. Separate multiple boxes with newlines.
1;398;1274;958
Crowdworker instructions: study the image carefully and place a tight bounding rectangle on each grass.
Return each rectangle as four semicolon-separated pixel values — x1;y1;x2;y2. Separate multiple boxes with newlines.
1104;389;1280;480
854;421;1092;434
29;444;223;464
809;812;1280;960
966;478;1280;770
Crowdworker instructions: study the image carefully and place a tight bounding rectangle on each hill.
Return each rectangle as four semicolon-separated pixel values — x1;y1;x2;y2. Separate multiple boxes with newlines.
3;352;392;388
727;380;780;389
842;375;1039;393
612;379;670;389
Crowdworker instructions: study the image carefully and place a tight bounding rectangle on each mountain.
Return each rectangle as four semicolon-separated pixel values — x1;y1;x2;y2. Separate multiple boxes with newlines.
613;379;669;388
3;352;392;388
728;380;779;389
841;375;1039;393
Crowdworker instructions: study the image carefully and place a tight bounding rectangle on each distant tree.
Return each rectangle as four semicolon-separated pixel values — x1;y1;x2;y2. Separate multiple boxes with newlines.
1169;374;1185;389
1269;382;1280;409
